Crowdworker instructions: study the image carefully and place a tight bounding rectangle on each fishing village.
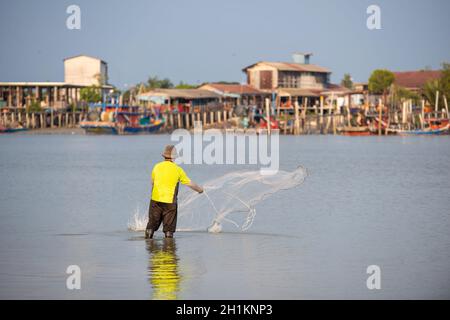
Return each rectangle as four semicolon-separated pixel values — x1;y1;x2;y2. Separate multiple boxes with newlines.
1;53;449;136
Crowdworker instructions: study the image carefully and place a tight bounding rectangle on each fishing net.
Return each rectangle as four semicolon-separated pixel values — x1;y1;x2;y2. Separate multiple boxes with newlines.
177;166;307;233
128;166;307;233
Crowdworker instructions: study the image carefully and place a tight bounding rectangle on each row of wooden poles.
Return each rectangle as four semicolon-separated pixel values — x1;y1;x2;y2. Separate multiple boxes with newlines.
160;109;234;131
268;95;450;136
268;97;350;135
1;110;85;129
3;96;447;134
386;98;449;132
0;109;235;130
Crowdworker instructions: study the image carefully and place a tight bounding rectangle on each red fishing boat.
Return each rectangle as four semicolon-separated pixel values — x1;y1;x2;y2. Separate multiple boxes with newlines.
340;126;373;136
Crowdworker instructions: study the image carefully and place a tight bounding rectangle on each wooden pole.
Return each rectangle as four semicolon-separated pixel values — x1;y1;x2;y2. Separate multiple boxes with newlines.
409;99;413;130
169;113;174;129
444;95;449;118
185;113;190;129
162;113;168;130
330;94;336;135
217;111;221;123
320;95;324;128
302;98;307;133
265;98;271;136
276;94;280;117
420;99;425;129
294;101;300;135
435;90;439;114
346;94;351;127
378;99;382;136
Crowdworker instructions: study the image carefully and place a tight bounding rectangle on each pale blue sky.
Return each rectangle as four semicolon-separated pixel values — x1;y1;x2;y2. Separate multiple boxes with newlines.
0;0;449;89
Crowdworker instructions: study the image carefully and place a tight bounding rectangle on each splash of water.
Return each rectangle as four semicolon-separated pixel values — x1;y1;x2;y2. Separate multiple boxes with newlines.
127;205;148;231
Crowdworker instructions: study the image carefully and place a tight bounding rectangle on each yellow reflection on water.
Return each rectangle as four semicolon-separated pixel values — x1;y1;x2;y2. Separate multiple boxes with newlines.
146;238;181;300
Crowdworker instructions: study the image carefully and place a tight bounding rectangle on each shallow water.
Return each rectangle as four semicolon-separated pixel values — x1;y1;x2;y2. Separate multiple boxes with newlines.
0;134;449;299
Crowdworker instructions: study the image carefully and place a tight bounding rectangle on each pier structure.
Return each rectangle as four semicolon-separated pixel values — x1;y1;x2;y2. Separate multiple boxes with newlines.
0;55;114;110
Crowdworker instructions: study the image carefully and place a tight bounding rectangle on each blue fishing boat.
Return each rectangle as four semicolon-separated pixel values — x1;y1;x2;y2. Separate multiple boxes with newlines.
396;125;449;135
0;125;28;134
394;121;449;136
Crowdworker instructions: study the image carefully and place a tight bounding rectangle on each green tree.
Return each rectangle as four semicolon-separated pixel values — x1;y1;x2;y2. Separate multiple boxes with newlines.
440;62;450;100
418;63;450;109
423;79;442;108
122;90;131;103
80;85;102;104
368;69;395;104
340;73;353;89
391;84;419;105
146;76;174;89
215;81;240;85
27;99;41;112
175;81;196;89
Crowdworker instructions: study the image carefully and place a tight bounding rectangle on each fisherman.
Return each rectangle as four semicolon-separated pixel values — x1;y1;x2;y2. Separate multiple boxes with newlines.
145;145;203;239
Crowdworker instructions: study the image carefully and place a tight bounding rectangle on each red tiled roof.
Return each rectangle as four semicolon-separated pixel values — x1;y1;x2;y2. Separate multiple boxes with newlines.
201;83;263;95
393;70;442;89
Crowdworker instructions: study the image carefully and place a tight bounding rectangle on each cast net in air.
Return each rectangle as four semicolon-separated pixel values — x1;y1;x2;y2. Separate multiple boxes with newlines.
128;166;307;233
177;166;307;233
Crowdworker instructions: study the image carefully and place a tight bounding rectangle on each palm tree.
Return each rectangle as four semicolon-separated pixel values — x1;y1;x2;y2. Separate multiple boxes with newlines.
423;79;442;109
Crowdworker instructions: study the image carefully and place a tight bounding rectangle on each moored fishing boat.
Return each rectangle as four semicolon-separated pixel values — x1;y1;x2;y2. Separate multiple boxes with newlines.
0;124;28;134
425;118;449;130
80;105;164;135
339;126;372;136
393;123;449;136
79;121;119;134
373;116;449;136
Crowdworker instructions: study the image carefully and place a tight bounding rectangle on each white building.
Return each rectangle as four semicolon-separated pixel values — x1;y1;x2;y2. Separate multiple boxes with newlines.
64;55;109;86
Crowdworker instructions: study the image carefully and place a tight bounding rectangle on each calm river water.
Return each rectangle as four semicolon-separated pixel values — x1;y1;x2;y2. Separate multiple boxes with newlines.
0;134;449;299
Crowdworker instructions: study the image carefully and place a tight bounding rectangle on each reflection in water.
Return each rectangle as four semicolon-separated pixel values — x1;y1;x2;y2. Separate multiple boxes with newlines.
146;238;181;300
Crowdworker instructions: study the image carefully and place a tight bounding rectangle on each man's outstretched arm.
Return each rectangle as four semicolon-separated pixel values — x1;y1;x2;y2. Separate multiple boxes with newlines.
187;181;203;194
